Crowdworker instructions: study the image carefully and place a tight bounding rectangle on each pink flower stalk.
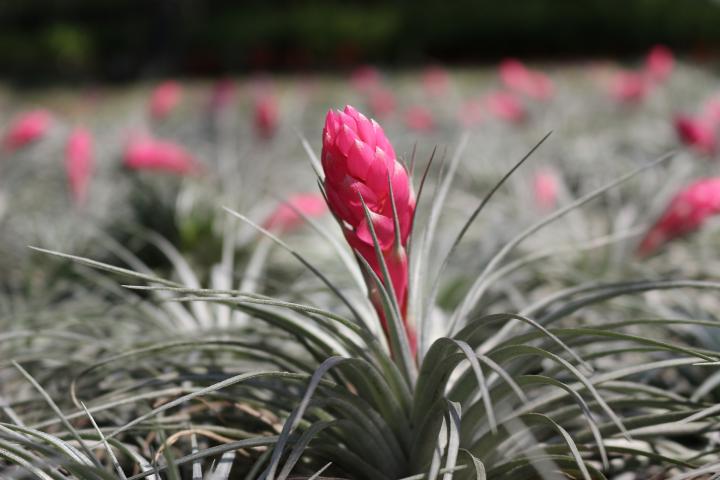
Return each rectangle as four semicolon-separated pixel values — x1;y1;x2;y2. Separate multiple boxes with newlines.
209;78;237;112
322;105;417;356
674;115;717;155
609;71;650;104
638;178;720;256
533;169;560;210
65;127;94;205
645;45;674;83
149;81;182;120
350;65;381;93
124;136;199;175
369;88;396;118
263;193;328;233
404;106;434;132
254;95;279;139
499;59;554;100
3;109;53;152
422;65;450;96
484;91;526;123
458;99;484;128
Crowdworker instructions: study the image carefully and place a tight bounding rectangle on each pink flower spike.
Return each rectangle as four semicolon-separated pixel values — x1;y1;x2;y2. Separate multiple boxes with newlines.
499;59;554;100
533;169;560;210
404;106;434;132
638;177;720;256
322;105;416;358
484;91;526;123
645;45;674;83
65;127;94;205
609;71;650;104
3;109;53;152
123;136;199;175
422;65;450;96
262;193;328;233
254;95;279;139
674;115;717;155
149;81;182;120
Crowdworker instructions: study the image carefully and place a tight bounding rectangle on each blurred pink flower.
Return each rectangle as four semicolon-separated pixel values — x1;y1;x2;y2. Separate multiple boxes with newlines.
638;177;720;256
254;95;279;139
149;81;182;120
645;45;674;83
533;169;560;210
263;193;328;233
404;106;434;131
499;59;554;100
369;88;396;118
124;136;199;174
209;78;237;112
422;65;450;96
65;127;94;205
3;109;53;152
458;99;484;127
609;71;650;104
484;91;526;123
322;105;416;356
674;115;717;155
350;65;381;92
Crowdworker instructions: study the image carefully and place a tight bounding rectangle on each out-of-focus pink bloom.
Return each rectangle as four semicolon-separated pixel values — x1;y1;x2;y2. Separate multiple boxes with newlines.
645;45;674;83
350;65;381;92
3;109;53;152
404;106;434;131
499;59;554;100
674;115;717;155
149;81;182;120
65;127;94;205
458;99;484;127
263;193;328;233
369;88;396;118
484;91;526;123
422;65;450;96
700;97;720;126
638;177;720;256
123;136;199;174
322;105;416;356
533;169;560;210
254;95;279;139
609;71;650;104
209;78;237;112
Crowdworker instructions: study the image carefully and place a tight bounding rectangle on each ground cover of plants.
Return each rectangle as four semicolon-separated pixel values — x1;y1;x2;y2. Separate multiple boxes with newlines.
3;52;720;479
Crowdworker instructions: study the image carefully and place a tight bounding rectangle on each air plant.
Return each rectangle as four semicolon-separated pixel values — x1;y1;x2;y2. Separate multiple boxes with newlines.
19;104;720;480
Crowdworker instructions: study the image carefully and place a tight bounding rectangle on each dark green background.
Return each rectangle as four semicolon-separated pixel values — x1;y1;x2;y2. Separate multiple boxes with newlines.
2;0;720;83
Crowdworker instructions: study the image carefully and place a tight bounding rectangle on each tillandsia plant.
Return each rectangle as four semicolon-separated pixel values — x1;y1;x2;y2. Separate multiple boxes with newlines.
10;105;720;480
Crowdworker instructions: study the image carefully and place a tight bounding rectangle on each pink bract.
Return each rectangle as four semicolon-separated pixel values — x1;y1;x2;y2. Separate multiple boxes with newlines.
3;109;53;152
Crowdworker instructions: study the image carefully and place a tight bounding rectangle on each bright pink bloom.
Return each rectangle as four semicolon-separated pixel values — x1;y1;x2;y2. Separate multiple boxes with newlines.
609;71;650;104
263;193;328;233
533;170;559;210
499;59;554;100
3;109;53;151
149;81;182;120
350;65;381;92
404;106;434;132
65;127;94;205
124;137;199;174
645;45;674;83
638;178;720;256
369;88;396;118
254;95;279;139
458;99;484;127
422;65;450;96
674;115;717;155
484;91;526;123
322;105;416;356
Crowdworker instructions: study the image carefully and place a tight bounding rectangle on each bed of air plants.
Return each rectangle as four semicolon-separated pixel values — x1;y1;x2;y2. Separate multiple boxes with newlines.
3;49;720;480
